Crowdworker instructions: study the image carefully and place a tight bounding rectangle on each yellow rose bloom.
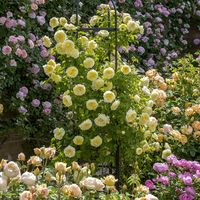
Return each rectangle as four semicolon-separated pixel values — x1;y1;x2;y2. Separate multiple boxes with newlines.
79;36;89;46
111;100;120;110
136;148;143;155
92;78;104;90
64;23;76;31
73;84;86;96
66;67;78;78
103;175;117;187
90;136;103;148
47;59;56;66
139;113;150;125
51;73;61;83
68;48;79;59
43;64;55;76
103;67;115;79
70;14;81;24
79;119;92;131
126;109;137;123
94;114;110;127
119;24;127;31
103;91;116;103
180;135;188;145
87;70;98;81
49;17;59;28
86;99;98;111
83;57;95;68
54;30;67;43
73;136;84;145
64;146;76;158
53;128;65;140
98;30;109;37
63;94;72;107
0;104;4;114
43;36;52;48
127;20;139;32
121;65;131;75
123;15;131;24
59;17;67;26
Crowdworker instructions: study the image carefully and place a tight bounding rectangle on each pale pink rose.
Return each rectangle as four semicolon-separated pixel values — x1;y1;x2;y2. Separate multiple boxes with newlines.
31;3;38;11
80;177;105;191
20;191;33;200
68;184;82;198
0;17;7;25
5;19;16;28
17;35;25;42
17;19;26;27
21;50;28;59
9;35;18;44
2;46;12;55
28;39;35;49
10;59;17;66
15;48;23;57
36;0;45;5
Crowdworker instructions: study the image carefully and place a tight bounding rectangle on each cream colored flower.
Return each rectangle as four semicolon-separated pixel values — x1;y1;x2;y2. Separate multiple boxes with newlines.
21;172;36;186
111;100;120;110
94;114;110;127
98;30;109;37
68;48;79;59
0;104;4;114
103;67;115;79
56;40;75;55
162;149;172;160
55;162;67;173
51;73;61;83
66;67;78;78
20;191;33;200
70;14;81;24
54;30;67;43
59;17;67;26
87;40;98;50
171;107;181;115
80;177;105;191
90;136;103;148
87;70;98;81
126;109;137;123
180;125;193;135
86;99;98;110
79;119;92;131
0;172;7;191
103;175;117;187
49;17;59;28
134;95;140;103
79;36;89;46
64;146;76;158
43;64;55;76
67;184;82;198
121;65;131;75
83;57;95;68
92;78;104;90
3;161;20;178
63;94;72;107
73;84;86;96
89;16;99;26
148;117;158;132
53;128;65;140
43;36;52;48
136;148;143;155
64;23;76;31
143;107;152;115
139;113;150;125
73;136;84;145
127;20;140;32
123;15;131;24
103;91;116;103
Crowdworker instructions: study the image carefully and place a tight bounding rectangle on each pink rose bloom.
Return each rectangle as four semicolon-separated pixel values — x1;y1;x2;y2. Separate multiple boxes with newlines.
5;19;17;28
2;46;12;55
36;0;45;5
31;3;38;11
10;59;17;66
21;50;28;59
28;39;35;49
17;35;25;42
9;35;18;44
15;48;23;57
0;17;7;25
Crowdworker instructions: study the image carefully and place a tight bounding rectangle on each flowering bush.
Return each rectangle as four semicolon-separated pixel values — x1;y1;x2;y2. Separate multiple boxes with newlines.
145;155;200;200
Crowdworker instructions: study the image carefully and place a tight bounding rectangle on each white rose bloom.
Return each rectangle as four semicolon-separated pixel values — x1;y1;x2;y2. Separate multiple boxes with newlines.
143;107;153;115
79;36;89;46
134;95;140;103
80;177;105;191
3;161;20;178
70;14;81;24
0;172;7;191
66;67;79;78
68;184;82;198
121;65;131;75
151;89;159;100
53;128;65;140
73;136;84;145
73;84;86;96
83;57;95;68
98;30;109;37
87;40;98;50
89;16;99;26
79;119;93;130
86;99;98;111
146;100;154;107
94;114;110;127
148;117;158;132
63;94;72;107
111;100;120;110
145;194;158;200
127;20;140;32
103;67;115;79
64;146;76;158
54;30;67;43
92;78;104;90
142;86;151;96
90;136;103;148
87;70;98;81
103;91;116;103
126;109;137;123
20;191;33;200
140;77;149;87
21;172;36;186
163;124;173;134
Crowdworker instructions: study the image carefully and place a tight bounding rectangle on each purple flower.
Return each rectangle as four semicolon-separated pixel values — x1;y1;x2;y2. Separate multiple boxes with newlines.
31;99;40;107
28;11;36;19
16;91;26;100
37;15;45;26
42;101;52;109
153;163;169;173
147;58;155;67
184;186;196;197
40;49;49;58
18;106;27;114
160;48;167;55
193;39;200;45
118;0;125;3
157;176;170;185
134;0;143;8
181;176;193;185
43;108;51;115
179;193;194;200
168;172;176;177
41;83;52;91
137;46;145;54
145;180;155;190
30;64;40;74
20;86;28;95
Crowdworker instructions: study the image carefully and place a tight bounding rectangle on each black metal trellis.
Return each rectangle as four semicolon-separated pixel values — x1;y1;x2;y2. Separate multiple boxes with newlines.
73;0;120;188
